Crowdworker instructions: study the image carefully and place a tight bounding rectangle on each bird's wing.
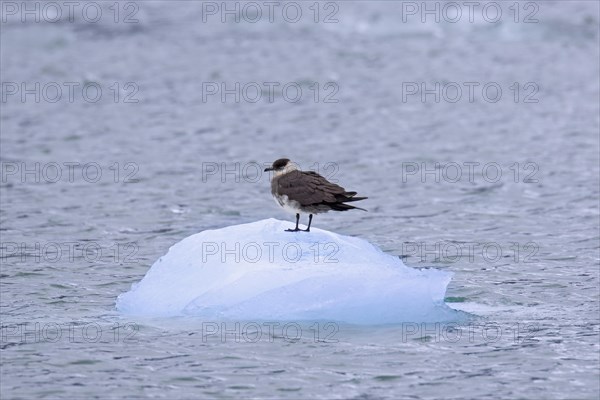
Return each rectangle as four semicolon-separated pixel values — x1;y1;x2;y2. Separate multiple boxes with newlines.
276;171;348;206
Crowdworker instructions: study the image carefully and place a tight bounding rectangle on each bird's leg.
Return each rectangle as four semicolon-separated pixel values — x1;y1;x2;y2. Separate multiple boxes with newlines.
303;214;313;232
285;213;300;232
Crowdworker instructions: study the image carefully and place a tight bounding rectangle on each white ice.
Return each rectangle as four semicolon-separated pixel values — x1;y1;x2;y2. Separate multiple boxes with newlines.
116;219;460;324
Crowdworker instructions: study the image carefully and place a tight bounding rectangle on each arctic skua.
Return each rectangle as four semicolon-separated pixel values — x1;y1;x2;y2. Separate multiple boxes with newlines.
264;158;368;232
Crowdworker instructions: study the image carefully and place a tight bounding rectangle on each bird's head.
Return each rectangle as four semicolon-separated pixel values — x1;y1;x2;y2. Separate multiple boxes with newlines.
264;158;298;177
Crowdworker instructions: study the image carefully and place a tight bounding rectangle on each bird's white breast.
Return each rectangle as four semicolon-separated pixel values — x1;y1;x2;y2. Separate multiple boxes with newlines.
273;194;303;215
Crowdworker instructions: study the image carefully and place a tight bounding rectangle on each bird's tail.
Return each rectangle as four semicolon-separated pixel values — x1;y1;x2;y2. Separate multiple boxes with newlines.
343;196;368;202
332;192;368;211
329;201;368;212
340;192;368;203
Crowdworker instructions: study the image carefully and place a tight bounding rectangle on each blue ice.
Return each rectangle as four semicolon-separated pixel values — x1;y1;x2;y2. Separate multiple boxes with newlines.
117;219;460;324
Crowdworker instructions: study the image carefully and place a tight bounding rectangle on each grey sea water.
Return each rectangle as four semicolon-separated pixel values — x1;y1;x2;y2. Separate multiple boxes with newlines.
1;1;599;399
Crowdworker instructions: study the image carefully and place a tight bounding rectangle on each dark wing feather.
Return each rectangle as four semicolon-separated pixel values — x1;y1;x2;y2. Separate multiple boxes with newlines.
276;170;363;206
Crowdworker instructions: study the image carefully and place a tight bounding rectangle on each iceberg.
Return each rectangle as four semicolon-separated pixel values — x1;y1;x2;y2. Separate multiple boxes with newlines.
117;219;460;324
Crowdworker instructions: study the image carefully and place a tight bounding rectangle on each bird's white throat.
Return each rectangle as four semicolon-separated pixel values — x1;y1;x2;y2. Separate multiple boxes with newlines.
271;163;299;178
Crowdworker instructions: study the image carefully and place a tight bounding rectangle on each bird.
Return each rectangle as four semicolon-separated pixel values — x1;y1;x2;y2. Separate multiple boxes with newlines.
264;158;368;232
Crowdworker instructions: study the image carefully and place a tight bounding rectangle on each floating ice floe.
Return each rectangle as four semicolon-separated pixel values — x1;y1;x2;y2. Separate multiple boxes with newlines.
117;219;461;324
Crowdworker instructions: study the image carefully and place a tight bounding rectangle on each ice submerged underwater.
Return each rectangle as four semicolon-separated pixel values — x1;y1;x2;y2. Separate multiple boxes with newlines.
117;219;464;324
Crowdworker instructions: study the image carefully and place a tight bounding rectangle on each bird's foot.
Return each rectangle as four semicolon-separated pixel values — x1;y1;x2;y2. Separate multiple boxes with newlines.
303;228;310;232
285;228;300;232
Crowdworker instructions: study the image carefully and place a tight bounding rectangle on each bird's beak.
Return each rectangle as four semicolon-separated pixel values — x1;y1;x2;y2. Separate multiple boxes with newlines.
264;167;273;172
